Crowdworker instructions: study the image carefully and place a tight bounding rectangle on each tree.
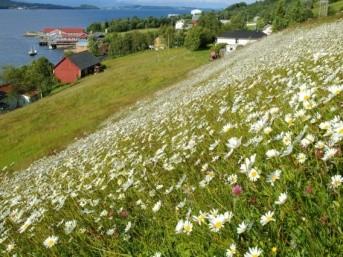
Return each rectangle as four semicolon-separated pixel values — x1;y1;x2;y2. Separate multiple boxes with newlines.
1;58;57;97
29;57;56;96
287;0;313;24
88;36;100;56
256;17;266;31
184;27;212;51
198;12;222;35
184;27;202;51
272;0;289;31
230;13;247;30
159;26;175;48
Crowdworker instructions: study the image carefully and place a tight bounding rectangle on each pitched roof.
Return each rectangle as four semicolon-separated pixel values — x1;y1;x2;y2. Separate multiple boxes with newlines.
0;84;13;94
218;30;266;39
67;51;99;70
43;27;85;34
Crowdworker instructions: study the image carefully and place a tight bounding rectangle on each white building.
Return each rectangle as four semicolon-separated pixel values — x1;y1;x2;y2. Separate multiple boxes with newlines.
216;30;266;52
175;20;186;30
263;25;273;36
191;9;202;16
220;20;230;25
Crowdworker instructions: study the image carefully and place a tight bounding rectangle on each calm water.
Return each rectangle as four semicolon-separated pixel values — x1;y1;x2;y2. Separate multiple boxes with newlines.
0;8;190;68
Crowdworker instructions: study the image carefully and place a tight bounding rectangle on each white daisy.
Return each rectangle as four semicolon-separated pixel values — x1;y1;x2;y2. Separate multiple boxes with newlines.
322;148;338;161
266;149;280;159
247;168;261;182
226;243;237;257
275;192;288;205
330;175;343;189
226;137;242;149
244;246;263;257
64;220;77;235
182;220;193;235
43;235;58;248
296;153;307;164
237;221;248;234
260;211;275;226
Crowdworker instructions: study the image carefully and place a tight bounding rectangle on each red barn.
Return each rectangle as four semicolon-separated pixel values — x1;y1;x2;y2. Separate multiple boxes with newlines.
54;51;100;84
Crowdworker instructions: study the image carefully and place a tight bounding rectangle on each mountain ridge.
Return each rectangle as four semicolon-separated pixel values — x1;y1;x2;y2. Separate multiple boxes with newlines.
0;0;99;9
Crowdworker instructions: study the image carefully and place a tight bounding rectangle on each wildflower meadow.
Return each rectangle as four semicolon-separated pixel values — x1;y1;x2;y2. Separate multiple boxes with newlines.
0;20;342;256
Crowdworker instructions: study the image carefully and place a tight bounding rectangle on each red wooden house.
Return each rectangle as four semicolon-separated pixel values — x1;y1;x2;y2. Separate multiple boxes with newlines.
54;51;100;84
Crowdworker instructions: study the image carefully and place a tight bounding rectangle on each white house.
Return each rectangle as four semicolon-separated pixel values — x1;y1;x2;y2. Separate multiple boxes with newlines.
216;30;266;52
175;20;186;30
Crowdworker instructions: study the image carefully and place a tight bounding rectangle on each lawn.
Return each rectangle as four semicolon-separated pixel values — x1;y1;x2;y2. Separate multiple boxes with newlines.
0;48;209;172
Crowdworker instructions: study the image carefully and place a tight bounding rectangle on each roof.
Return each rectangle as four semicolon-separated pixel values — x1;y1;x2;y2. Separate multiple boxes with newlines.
0;84;13;94
56;51;99;70
43;27;85;34
218;30;266;39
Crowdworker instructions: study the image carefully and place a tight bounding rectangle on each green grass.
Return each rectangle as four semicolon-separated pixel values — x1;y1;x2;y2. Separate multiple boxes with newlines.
0;48;209;172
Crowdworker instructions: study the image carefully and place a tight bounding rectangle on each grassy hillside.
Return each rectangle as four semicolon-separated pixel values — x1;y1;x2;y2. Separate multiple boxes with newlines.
0;49;209;172
0;19;342;256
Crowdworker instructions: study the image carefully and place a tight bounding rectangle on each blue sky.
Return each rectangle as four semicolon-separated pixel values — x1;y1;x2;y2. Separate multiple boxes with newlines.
23;0;251;9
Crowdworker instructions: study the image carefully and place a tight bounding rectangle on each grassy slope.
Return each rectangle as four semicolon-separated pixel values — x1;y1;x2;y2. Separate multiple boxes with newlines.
0;48;209;172
0;18;342;257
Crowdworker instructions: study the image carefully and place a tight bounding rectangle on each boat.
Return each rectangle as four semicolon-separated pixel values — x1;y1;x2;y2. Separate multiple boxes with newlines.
28;47;38;56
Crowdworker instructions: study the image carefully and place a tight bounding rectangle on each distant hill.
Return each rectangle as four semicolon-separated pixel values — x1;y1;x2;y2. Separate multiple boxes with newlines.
0;0;98;9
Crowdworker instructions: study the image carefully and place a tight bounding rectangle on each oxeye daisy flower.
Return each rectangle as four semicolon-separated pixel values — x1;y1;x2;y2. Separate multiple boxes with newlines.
322;148;338;161
296;153;307;164
263;127;273;135
226;243;237;257
226;137;242;149
248;168;261;182
227;174;238;185
267;170;282;186
275;192;288;205
192;211;207;225
282;132;292;146
260;211;275;226
237;221;248;234
175;220;184;234
244;246;263;257
330;175;343;189
208;215;226;232
43;235;58;248
152;201;162;213
266;149;280;159
64;220;77;235
182;220;193;235
6;243;15;252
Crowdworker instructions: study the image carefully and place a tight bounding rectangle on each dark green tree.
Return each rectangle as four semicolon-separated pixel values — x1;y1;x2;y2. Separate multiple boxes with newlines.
272;0;289;31
198;12;222;34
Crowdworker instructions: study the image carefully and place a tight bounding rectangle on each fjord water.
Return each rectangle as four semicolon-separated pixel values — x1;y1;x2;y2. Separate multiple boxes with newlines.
0;8;188;69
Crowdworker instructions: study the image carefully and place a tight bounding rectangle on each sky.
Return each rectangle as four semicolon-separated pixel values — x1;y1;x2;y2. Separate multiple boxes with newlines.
22;0;251;9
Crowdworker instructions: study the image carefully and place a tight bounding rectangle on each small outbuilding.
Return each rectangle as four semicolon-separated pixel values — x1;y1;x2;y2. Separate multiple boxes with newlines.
0;84;39;111
54;51;100;84
216;30;266;52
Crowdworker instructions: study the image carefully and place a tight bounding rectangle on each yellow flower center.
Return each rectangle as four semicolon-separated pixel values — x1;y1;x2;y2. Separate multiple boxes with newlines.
214;221;223;229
